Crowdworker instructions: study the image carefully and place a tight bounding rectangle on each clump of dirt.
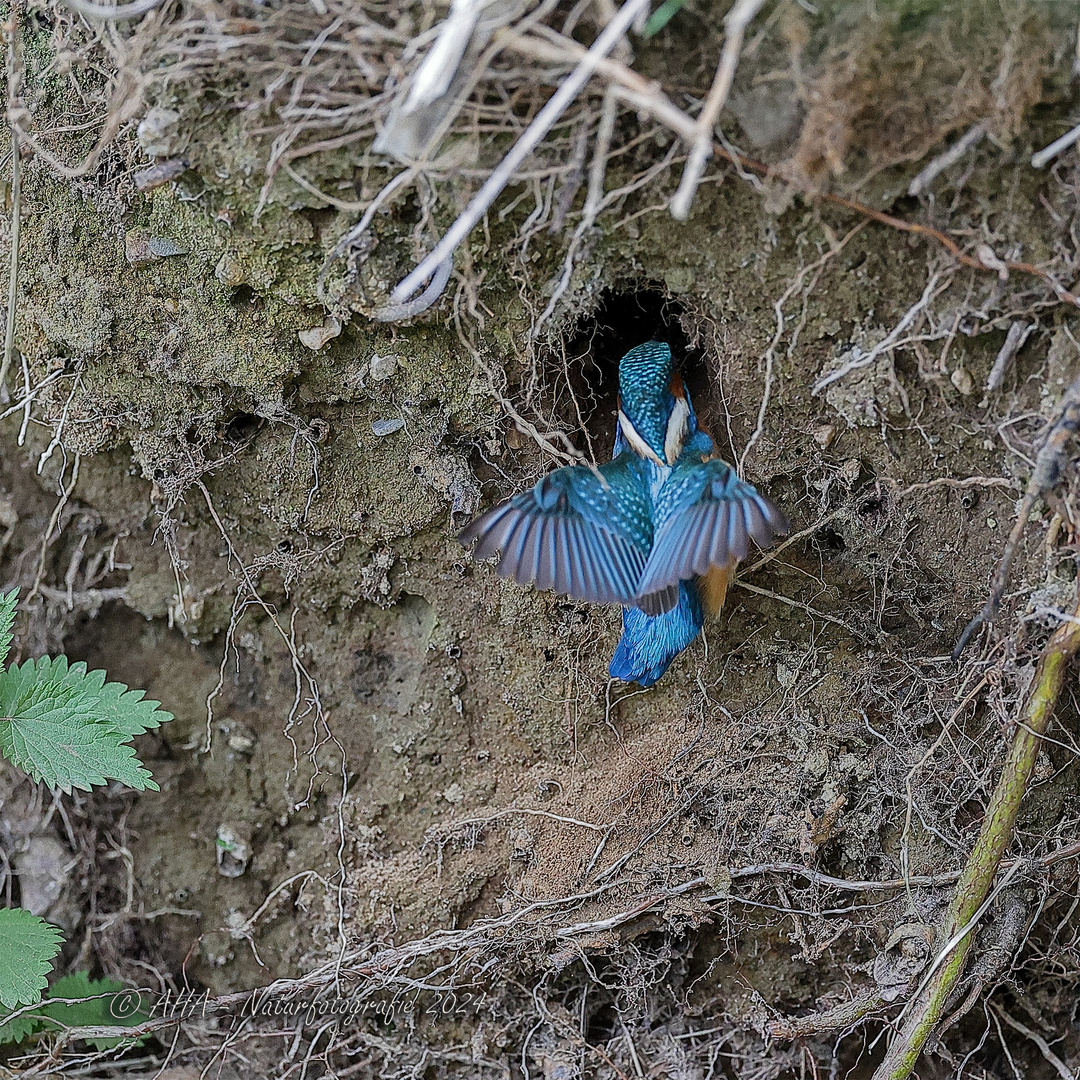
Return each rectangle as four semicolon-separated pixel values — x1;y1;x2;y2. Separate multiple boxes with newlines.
769;2;1059;194
3;0;1080;1077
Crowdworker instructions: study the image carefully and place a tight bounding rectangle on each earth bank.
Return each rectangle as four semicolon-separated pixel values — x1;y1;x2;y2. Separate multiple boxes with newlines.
2;1;1080;1076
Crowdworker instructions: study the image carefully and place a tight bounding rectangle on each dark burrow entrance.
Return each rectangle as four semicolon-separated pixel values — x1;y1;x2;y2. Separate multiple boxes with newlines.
560;285;718;460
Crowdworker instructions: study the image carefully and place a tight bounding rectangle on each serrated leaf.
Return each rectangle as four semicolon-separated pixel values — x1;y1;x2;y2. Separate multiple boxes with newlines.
84;677;174;739
0;908;62;1009
0;590;17;669
41;972;149;1050
0;661;157;792
0;657;81;712
4;657;173;739
0;1006;45;1045
0;715;155;792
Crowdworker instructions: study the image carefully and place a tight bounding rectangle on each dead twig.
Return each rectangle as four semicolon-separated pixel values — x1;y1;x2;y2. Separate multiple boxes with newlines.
315;165;420;308
1032;121;1080;169
990;1003;1076;1080
985;321;1035;393
812;269;951;395
529;85;618;337
741;508;845;576
954;373;1080;658
390;0;650;305
768;989;887;1041
61;0;163;19
668;0;766;220
496;28;696;141
742;220;868;469
893;476;1019;499
371;255;454;322
708;143;1080;311
734;580;870;642
872;579;1080;1080
935;892;1029;1037
908;123;987;196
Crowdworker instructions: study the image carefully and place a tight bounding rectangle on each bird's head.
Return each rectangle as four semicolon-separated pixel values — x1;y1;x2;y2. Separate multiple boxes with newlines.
616;341;694;466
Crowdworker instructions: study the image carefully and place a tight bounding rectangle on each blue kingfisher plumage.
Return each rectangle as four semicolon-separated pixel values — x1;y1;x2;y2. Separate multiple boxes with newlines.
460;341;789;685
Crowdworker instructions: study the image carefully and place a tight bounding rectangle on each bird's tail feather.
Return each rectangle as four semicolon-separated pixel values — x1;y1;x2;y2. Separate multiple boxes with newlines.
698;562;733;619
608;582;704;687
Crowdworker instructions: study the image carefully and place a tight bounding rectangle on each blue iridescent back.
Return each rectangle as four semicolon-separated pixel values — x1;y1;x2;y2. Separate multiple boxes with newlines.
609;348;709;685
618;341;677;459
651;430;727;525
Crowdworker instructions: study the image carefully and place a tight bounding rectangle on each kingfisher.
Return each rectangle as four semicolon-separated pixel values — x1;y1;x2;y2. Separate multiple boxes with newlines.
460;341;788;685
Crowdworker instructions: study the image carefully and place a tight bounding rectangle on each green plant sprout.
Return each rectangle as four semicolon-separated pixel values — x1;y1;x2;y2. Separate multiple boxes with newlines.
641;0;687;38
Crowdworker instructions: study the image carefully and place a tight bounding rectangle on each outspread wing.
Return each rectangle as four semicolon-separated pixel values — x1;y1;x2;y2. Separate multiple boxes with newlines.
461;454;677;611
636;457;788;597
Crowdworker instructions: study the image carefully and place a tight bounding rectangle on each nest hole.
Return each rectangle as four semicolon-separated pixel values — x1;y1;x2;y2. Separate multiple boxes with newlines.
560;285;713;457
223;411;265;444
813;527;847;557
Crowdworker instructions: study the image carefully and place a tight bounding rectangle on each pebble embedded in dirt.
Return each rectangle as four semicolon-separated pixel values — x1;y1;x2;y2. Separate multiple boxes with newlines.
125;231;188;268
371;417;405;436
216;823;253;878
215;253;246;288
137;106;183;158
298;315;342;350
13;834;73;920
369;353;398;381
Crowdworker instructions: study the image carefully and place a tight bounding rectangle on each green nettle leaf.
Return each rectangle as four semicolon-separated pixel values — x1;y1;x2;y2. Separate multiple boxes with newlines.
0;1005;43;1045
38;972;150;1049
0;660;157;793
0;594;172;793
0;592;169;1046
19;657;174;739
0;590;17;668
0;908;62;1010
0;970;150;1048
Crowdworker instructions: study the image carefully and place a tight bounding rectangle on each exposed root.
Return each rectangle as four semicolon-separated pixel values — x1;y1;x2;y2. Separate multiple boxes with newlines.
874;578;1080;1080
768;988;887;1041
954;372;1080;657
741;219;867;471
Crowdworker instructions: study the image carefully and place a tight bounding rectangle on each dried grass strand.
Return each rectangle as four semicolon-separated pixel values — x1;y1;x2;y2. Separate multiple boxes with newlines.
390;0;650;304
62;0;163;18
668;0;766;220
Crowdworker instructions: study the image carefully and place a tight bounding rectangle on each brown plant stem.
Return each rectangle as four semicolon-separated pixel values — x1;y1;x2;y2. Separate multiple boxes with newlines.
769;989;887;1041
872;586;1080;1080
